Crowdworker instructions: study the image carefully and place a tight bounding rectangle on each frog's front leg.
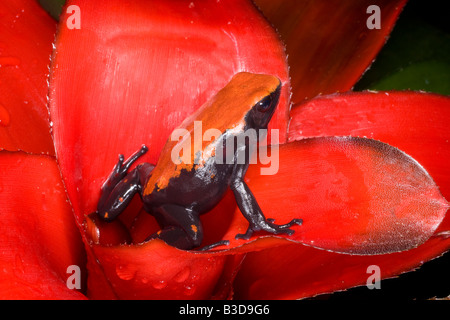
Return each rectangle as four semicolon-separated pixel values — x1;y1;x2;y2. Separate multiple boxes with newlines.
97;145;153;221
98;145;148;207
230;162;302;240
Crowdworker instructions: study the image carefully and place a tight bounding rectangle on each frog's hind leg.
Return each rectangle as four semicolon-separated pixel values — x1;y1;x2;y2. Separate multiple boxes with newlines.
145;204;204;250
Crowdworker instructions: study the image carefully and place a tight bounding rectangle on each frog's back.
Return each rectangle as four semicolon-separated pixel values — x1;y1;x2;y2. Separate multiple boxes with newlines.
142;72;280;197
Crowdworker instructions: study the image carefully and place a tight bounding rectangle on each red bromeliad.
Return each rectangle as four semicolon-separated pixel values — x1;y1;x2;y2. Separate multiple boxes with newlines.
0;0;448;299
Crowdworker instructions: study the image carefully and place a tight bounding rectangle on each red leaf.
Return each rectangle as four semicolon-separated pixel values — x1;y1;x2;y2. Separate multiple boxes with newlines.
289;91;450;231
234;236;450;299
0;0;56;154
210;137;448;254
0;152;85;299
86;239;241;300
254;0;407;103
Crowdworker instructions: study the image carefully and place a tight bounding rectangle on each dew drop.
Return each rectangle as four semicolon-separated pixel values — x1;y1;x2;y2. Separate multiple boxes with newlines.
183;284;196;296
173;267;191;283
152;280;167;289
115;264;137;281
0;103;11;127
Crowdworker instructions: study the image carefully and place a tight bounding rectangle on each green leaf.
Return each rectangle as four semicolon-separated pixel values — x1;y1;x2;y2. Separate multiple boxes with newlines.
370;60;450;93
39;0;66;21
355;0;450;95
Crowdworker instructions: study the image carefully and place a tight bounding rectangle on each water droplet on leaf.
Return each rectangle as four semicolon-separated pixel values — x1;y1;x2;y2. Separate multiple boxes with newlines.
115;264;137;281
173;266;191;283
152;280;167;289
183;284;196;296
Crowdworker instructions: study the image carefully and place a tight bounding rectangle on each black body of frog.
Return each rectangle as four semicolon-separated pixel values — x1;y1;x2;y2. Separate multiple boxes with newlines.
96;72;302;250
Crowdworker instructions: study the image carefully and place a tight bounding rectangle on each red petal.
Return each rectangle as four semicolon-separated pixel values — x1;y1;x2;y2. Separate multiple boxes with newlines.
0;152;85;299
254;0;407;103
234;236;450;299
289;91;450;231
0;0;56;154
86;239;239;300
50;0;289;225
213;137;448;254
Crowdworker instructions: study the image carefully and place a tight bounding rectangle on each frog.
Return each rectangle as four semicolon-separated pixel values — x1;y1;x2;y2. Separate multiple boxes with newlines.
96;72;302;250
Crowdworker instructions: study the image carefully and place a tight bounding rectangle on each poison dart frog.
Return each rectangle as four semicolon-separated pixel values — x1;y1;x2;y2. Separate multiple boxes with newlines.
96;72;302;250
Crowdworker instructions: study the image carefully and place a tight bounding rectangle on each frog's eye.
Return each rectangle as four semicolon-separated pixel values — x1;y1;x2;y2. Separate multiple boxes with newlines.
256;95;273;112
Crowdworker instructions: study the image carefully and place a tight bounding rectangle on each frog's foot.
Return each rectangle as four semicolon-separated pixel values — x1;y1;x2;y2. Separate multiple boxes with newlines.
198;240;230;251
122;144;149;171
98;145;149;214
104;145;148;188
267;218;303;230
235;218;302;240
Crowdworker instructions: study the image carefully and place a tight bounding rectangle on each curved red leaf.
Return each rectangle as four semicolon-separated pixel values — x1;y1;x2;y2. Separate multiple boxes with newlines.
205;137;447;254
254;0;407;104
0;0;56;154
84;207;246;299
0;152;85;299
289;91;450;231
234;236;450;299
85;237;238;300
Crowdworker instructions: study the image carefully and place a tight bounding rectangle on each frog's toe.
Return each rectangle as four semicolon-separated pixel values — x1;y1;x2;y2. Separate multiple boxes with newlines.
264;218;302;236
268;218;302;229
198;240;230;251
235;228;255;240
289;218;303;227
281;228;295;236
